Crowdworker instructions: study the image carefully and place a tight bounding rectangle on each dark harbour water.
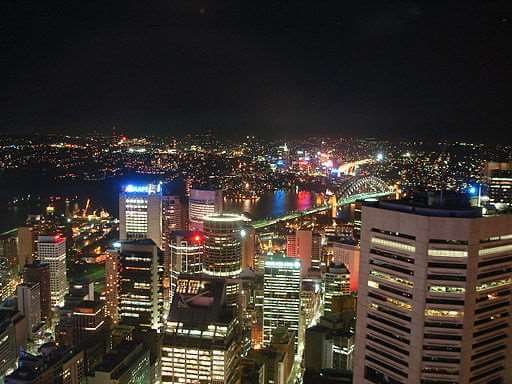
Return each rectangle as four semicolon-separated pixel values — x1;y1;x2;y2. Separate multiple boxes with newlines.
0;175;327;233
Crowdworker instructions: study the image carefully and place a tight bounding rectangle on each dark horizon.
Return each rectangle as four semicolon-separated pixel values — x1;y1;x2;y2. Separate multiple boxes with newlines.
3;1;512;142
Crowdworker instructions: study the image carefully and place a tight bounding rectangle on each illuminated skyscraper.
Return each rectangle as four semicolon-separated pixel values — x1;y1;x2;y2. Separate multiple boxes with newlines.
355;197;512;384
188;188;223;231
263;253;301;351
203;213;244;305
119;183;163;247
105;247;119;323
323;263;350;314
161;276;241;384
37;235;67;307
116;239;164;330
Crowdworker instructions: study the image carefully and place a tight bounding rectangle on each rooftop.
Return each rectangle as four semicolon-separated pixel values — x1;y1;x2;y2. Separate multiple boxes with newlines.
363;192;482;218
168;275;234;326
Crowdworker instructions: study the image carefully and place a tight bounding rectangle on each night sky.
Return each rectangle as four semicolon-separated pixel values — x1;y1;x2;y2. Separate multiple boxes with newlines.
2;1;511;141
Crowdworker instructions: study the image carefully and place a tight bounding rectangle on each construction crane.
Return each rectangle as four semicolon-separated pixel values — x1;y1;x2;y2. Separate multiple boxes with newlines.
83;198;91;218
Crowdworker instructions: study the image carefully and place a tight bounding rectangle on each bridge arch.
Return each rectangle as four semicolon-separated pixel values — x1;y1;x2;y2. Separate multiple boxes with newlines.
337;176;391;200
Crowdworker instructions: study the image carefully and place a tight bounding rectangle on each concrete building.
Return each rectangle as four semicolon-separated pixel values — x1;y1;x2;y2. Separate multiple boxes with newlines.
354;196;512;384
37;235;67;307
188;188;223;231
119;183;163;248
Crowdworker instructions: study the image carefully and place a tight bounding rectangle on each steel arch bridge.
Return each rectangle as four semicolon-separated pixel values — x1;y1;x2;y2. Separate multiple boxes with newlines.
251;176;393;229
337;176;392;200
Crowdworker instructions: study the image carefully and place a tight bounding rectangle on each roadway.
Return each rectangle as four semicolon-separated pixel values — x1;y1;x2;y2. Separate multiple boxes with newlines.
251;190;393;229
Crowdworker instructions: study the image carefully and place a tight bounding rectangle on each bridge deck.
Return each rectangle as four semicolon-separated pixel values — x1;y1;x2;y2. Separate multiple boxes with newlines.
251;191;393;229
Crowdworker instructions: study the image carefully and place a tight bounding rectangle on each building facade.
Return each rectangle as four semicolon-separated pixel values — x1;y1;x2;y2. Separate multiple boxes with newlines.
37;235;67;307
23;262;52;321
203;213;244;304
263;253;302;351
323;263;350;314
117;240;163;330
119;183;163;248
188;188;223;231
161;276;240;384
354;199;512;384
16;282;41;335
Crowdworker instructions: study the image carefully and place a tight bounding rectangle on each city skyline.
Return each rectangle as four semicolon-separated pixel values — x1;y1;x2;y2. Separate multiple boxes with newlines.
2;2;512;383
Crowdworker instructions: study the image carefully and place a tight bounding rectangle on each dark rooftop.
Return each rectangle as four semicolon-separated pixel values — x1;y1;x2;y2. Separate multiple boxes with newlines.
364;191;482;218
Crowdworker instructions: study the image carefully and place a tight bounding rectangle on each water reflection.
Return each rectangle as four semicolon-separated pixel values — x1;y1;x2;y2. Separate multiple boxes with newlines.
225;190;319;220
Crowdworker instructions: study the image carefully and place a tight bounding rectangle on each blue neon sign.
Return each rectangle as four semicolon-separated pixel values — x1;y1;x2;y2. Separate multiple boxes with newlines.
124;183;162;194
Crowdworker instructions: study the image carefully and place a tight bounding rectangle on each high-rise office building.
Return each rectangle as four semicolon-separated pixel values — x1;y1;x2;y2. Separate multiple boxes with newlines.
37;235;67;307
16;282;41;335
188;188;223;231
23;261;52;321
168;231;203;302
105;248;119;323
263;253;302;351
161;276;241;384
203;213;244;305
354;197;512;384
119;183;163;247
117;239;163;330
323;263;350;314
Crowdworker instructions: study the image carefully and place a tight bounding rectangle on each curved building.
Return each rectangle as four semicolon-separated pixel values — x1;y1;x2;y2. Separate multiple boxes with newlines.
203;214;244;305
